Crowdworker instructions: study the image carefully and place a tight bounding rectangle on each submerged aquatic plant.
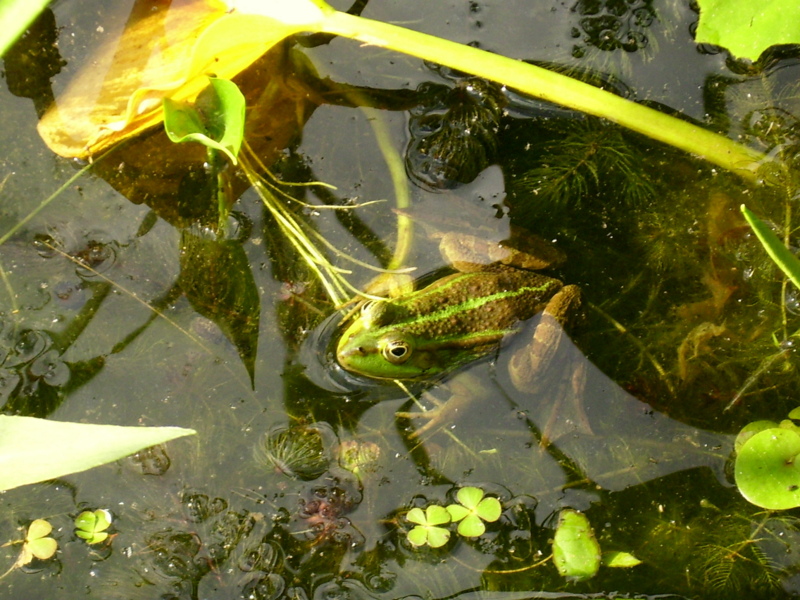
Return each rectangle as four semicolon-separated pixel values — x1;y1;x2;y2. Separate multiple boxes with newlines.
257;424;330;481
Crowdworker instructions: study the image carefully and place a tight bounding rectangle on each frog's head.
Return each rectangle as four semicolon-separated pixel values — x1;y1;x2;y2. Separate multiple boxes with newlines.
336;300;439;380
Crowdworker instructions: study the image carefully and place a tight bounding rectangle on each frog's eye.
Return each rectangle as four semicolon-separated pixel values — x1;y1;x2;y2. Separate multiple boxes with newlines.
382;339;412;364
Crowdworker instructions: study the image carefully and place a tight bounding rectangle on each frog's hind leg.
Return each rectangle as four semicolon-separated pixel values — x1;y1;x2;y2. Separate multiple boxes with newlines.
508;285;590;446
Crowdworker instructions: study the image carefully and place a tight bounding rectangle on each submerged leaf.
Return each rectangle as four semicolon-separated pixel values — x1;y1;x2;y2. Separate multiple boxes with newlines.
179;232;260;383
0;415;195;491
741;204;800;290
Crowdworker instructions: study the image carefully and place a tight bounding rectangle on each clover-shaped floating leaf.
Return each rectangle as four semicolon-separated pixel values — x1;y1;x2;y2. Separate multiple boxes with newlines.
735;427;800;510
446;486;502;538
406;505;451;548
22;519;58;564
552;509;601;582
74;509;112;545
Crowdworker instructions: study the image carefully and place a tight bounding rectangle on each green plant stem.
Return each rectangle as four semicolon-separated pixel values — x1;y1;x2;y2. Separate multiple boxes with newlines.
320;10;766;181
0;0;51;57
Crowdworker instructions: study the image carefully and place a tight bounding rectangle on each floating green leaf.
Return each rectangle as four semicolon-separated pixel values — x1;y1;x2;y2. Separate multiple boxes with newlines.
163;77;245;165
23;519;57;562
0;415;196;491
446;486;502;538
406;505;452;548
735;427;800;510
74;509;112;545
552;509;601;582
741;205;800;290
734;420;780;453
695;0;800;61
602;550;642;568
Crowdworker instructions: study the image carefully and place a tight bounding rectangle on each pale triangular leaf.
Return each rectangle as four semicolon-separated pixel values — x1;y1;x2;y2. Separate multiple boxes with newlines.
0;415;195;491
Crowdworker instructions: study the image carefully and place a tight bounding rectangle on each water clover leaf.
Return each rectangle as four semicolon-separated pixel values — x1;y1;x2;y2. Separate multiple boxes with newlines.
406;506;451;548
552;509;601;582
695;0;800;61
74;510;112;545
163;77;245;165
0;518;57;581
735;427;800;510
22;519;57;563
446;486;502;538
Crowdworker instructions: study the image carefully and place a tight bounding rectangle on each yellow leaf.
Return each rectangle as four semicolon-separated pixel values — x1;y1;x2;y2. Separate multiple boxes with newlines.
38;0;308;158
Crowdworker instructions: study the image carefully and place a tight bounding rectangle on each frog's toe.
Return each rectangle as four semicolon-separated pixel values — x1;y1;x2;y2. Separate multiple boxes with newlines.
396;388;474;438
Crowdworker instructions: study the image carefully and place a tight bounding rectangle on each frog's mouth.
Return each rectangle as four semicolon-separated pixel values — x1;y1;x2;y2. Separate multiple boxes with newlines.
297;310;391;394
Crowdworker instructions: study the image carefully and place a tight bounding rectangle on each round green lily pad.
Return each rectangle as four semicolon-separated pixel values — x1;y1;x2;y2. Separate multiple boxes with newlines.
735;427;800;510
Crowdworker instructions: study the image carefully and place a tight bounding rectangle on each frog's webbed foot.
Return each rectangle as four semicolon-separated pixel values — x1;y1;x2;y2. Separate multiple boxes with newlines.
396;373;489;438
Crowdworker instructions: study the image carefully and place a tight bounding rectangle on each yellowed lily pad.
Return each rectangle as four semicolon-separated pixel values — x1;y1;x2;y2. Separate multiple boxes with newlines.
37;0;311;158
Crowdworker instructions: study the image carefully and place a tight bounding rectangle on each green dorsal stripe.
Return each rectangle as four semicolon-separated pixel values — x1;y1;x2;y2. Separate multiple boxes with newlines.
389;280;555;332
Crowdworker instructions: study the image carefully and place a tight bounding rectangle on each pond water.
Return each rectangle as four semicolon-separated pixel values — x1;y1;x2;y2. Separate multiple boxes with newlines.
3;0;800;598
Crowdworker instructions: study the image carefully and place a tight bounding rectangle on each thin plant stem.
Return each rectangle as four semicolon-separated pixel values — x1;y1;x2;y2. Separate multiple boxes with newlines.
319;10;767;181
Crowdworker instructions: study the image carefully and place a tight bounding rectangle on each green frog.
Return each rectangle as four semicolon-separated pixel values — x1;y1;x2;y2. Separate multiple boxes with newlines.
335;229;582;435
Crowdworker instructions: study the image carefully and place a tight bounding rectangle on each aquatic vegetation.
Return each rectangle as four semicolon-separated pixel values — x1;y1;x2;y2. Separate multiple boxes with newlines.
73;509;112;545
406;77;505;190
445;486;502;538
0;415;195;491
406;505;452;549
552;509;601;581
695;0;800;60
0;519;57;580
257;424;330;481
6;0;800;598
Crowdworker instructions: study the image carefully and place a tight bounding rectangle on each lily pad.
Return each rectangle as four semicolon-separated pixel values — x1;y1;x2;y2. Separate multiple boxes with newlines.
695;0;800;61
735;427;800;510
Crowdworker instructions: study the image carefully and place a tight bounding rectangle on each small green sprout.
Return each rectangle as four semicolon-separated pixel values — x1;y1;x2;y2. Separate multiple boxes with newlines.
0;518;57;580
446;486;502;538
74;509;112;545
406;505;452;548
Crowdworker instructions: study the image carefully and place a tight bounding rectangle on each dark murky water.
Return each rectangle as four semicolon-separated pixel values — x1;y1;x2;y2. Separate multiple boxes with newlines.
3;0;800;598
